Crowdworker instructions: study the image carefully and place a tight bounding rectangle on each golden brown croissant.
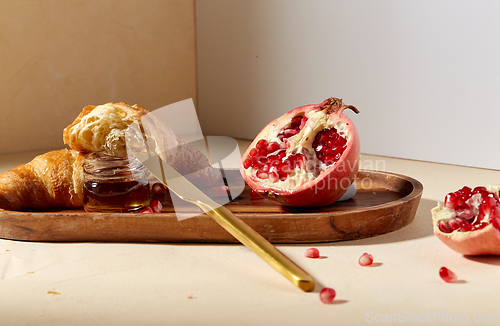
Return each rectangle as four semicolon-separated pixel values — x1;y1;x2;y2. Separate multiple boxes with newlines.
0;149;85;210
64;102;222;187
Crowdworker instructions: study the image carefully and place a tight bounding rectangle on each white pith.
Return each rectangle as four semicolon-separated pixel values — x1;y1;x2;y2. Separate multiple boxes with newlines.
432;185;500;233
244;110;349;190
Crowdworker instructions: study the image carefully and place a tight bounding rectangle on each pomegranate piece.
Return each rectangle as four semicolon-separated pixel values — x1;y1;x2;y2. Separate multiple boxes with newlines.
151;200;163;213
439;267;457;283
304;248;320;259
358;253;374;266
431;185;500;255
319;288;336;304
240;97;360;207
152;182;167;195
140;207;153;213
250;189;263;199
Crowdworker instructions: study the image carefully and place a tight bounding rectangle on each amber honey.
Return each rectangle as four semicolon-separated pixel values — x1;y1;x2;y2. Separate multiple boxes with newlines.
83;152;151;213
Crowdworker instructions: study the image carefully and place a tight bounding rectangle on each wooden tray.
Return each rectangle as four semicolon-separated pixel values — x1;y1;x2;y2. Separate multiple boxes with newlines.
0;170;423;243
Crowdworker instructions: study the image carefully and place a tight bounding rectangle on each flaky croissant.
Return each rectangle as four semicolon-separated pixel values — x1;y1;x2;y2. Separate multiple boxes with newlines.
0;149;85;210
64;102;222;187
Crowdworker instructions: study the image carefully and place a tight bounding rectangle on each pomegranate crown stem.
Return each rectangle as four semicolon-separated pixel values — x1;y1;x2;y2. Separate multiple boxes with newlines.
321;97;359;114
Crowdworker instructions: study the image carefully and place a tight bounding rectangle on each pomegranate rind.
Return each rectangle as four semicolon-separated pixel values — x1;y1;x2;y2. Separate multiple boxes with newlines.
431;192;500;256
240;98;360;207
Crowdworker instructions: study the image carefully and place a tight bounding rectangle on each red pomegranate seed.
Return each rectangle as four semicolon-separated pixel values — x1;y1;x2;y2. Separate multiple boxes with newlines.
256;139;268;149
258;148;267;156
439;267;457;283
250;189;262;199
304;248;320;259
291;116;302;128
299;116;308;128
256;171;269;179
152;182;166;195
243;159;253;169
140;207;153;213
319;288;336;304
448;218;463;231
460;186;472;196
358;253;374;266
473;186;487;194
438;220;453;233
456;208;474;221
284;128;299;137
444;192;458;209
151;200;163;213
249;148;258;157
213;186;229;197
267;142;280;153
269;172;279;182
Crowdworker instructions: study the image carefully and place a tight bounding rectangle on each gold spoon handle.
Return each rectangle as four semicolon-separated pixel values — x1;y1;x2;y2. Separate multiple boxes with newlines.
195;201;315;292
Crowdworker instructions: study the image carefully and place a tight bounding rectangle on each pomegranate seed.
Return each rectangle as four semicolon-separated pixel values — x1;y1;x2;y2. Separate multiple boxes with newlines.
284;128;299;137
358;253;374;266
473;186;487;194
277;163;291;174
461;186;472;197
256;171;269;179
258;148;267;156
269;172;279;182
140;207;153;213
152;182;166;195
278;151;286;159
460;222;472;231
250;190;262;199
299;116;308;128
256;139;268;149
444;192;458;209
290;116;302;128
456;208;474;221
324;154;336;164
304;248;320;258
448;218;463;231
213;186;229;197
439;267;457;283
243;159;253;169
249;148;258;157
151;200;163;213
438;220;453;233
267;142;280;153
319;288;336;304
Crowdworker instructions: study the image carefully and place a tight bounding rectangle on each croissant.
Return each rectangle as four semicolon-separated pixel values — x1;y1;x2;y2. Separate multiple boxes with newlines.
64;102;222;187
0;149;85;210
0;102;221;211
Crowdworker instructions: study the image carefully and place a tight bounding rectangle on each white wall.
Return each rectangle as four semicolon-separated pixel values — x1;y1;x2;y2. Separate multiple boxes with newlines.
196;0;500;170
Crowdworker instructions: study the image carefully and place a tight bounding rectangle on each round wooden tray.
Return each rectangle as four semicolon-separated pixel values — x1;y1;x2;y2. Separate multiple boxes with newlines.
0;170;423;243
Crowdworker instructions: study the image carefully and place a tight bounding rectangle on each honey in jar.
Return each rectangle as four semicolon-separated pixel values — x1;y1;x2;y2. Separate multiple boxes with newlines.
83;152;150;212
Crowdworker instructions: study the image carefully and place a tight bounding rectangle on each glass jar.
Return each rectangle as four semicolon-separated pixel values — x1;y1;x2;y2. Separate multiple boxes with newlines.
83;152;150;213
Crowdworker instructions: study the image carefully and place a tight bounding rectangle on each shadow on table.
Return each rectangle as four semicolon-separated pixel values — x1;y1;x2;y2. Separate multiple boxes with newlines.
464;255;500;266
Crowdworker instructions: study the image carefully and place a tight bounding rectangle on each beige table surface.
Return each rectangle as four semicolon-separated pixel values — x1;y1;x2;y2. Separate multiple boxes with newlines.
1;142;499;326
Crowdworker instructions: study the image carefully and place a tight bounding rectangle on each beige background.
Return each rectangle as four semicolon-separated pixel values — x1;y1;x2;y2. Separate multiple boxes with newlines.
0;0;197;155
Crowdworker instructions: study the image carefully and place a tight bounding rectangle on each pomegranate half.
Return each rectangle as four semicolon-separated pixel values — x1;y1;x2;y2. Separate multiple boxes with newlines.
240;97;360;207
431;185;500;255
